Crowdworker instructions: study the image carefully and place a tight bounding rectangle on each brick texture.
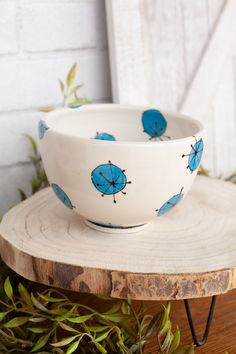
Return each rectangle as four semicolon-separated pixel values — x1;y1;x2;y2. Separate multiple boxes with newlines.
0;0;111;214
0;110;41;166
0;2;17;54
0;163;35;216
0;51;110;111
21;1;107;52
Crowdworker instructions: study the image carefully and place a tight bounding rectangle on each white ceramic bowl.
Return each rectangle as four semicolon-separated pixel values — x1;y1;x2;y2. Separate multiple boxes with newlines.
38;104;204;233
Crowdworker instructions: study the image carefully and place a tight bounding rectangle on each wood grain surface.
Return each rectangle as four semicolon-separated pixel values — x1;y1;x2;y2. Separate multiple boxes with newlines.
1;176;236;300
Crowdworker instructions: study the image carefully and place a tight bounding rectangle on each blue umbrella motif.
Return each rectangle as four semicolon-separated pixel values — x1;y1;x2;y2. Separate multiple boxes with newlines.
51;183;75;209
68;104;81;109
38;120;49;140
142;109;170;140
91;161;131;203
156;187;184;216
94;132;116;141
182;137;204;173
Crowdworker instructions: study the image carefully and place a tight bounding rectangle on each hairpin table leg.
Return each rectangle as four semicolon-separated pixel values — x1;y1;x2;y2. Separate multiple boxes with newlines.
184;295;217;347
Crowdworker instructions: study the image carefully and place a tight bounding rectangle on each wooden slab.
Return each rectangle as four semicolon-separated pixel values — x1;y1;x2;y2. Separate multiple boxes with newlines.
1;176;236;300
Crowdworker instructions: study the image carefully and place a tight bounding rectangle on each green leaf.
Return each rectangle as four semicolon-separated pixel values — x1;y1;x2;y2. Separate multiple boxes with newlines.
39;169;48;182
95;294;115;301
158;319;171;339
101;313;126;322
54;305;77;321
161;329;171;351
5;316;30;328
53;349;65;354
69;84;83;95
38;292;66;303
94;341;107;354
198;165;209;177
104;303;121;314
51;335;79;347
66;338;81;354
31;332;50;352
24;134;38;156
59;322;79;333
17;188;28;201
59;79;65;94
140;314;153;334
169;328;181;354
4;277;13;300
31;177;40;190
145;312;162;336
68;314;94;323
28;155;41;164
29;317;47;323
18;283;32;305
95;328;112;342
121;301;130;315
0;312;8;321
66;63;77;88
161;302;171;327
28;326;48;333
88;325;110;333
31;293;49;312
67;97;89;107
119;320;137;338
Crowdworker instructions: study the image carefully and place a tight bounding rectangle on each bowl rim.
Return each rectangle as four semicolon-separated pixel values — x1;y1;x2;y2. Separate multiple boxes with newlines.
41;104;205;146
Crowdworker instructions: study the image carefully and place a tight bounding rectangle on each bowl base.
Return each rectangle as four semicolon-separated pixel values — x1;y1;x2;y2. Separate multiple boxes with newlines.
84;219;149;234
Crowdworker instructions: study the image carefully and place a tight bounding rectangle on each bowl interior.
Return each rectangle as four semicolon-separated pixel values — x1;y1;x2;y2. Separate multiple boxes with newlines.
46;105;202;142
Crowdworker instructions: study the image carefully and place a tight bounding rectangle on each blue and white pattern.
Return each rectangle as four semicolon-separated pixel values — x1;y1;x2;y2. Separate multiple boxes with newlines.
51;183;74;209
142;109;168;140
68;104;81;109
95;132;116;141
182;137;204;173
38;120;49;140
156;188;184;216
91;161;131;203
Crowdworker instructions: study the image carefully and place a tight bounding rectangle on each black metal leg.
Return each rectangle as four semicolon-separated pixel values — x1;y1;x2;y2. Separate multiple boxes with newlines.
184;295;217;347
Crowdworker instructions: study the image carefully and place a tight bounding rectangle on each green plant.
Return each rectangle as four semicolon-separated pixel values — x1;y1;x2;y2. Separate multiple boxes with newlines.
0;277;194;354
16;62;89;203
40;63;90;113
197;165;210;177
17;135;49;202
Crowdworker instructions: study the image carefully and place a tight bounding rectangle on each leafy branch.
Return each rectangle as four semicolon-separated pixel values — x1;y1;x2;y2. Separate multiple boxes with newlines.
40;62;90;113
17;135;49;202
0;277;194;354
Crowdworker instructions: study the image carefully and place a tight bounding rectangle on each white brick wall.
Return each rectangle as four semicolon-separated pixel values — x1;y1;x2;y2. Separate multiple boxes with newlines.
0;2;17;54
0;52;110;111
21;2;103;51
0;0;111;215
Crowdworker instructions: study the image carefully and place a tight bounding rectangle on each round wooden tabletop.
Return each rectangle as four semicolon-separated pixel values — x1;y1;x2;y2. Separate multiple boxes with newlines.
1;176;236;301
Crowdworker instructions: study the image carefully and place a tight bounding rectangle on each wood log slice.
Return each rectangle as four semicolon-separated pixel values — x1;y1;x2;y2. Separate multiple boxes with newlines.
1;176;236;300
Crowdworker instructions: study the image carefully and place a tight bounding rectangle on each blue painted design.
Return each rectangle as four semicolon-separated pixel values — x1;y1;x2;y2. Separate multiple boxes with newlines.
142;109;168;140
68;104;81;109
182;137;204;173
156;188;184;216
51;183;74;209
38;120;49;140
91;161;131;203
95;132;116;141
